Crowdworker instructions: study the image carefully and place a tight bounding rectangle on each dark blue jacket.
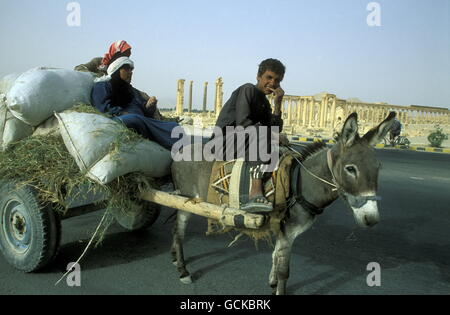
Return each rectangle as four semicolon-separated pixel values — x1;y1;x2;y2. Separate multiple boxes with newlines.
91;81;155;117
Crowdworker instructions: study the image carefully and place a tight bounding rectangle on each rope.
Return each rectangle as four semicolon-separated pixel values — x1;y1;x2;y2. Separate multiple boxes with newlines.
286;145;338;190
54;209;109;286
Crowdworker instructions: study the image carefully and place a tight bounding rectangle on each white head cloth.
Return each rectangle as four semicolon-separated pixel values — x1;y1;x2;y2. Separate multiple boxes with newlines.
94;57;134;83
107;57;134;76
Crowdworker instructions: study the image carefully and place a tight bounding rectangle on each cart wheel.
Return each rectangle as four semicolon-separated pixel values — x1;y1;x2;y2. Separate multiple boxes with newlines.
0;180;61;272
112;200;160;231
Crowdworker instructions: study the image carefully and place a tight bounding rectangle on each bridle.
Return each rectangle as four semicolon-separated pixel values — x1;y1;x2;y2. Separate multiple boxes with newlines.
286;145;381;215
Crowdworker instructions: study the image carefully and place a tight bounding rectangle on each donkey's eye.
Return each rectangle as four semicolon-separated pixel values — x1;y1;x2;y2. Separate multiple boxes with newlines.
345;165;358;176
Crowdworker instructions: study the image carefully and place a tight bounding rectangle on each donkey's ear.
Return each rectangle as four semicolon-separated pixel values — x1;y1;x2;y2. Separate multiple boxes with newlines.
362;111;396;146
340;112;359;147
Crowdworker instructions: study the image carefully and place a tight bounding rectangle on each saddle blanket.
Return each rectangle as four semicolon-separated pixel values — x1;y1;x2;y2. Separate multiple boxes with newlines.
206;149;300;236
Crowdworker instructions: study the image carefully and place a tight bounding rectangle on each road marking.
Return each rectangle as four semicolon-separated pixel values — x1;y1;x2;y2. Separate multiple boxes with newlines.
410;177;424;180
431;177;450;182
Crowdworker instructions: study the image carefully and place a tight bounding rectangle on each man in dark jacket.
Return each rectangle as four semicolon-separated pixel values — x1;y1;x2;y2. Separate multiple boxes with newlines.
91;57;182;150
211;58;286;213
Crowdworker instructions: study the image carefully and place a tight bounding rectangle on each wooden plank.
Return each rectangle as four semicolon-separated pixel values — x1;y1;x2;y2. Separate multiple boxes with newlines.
139;188;266;230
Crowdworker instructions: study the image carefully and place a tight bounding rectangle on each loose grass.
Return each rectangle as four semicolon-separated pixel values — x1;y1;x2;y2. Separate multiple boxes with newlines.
0;105;163;245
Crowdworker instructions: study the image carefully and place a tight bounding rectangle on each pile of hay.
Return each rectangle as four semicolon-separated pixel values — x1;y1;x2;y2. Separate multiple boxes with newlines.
0;104;161;243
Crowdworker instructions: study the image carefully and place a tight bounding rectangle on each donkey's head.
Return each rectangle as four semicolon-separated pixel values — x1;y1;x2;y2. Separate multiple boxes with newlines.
329;112;396;228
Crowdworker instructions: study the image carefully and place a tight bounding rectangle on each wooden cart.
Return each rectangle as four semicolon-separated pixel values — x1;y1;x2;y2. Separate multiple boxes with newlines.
0;180;265;272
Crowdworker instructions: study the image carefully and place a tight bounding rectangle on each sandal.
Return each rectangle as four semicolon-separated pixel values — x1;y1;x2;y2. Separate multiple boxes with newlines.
240;195;273;213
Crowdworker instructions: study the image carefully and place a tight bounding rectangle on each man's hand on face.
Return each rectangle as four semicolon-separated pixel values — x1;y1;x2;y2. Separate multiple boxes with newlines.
269;87;284;116
270;86;284;108
269;87;285;103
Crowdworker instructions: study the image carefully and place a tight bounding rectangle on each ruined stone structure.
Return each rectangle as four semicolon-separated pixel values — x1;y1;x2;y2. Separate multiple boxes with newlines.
173;80;449;139
175;78;221;115
268;92;450;137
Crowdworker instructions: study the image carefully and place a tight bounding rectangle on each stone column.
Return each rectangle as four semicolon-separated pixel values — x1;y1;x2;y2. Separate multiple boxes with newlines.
309;97;314;127
324;97;330;128
214;77;223;116
326;98;331;128
319;96;326;128
188;80;193;113
202;82;208;114
296;98;301;125
302;98;307;127
306;98;311;125
176;79;185;116
330;96;337;128
287;97;292;126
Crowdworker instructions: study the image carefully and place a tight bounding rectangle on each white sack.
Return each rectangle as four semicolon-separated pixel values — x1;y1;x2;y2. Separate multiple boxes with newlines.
0;73;21;95
7;67;94;126
56;112;172;185
32;115;60;137
0;94;34;151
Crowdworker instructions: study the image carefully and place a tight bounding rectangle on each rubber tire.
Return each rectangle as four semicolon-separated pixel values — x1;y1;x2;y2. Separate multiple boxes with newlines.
112;200;160;231
0;180;61;272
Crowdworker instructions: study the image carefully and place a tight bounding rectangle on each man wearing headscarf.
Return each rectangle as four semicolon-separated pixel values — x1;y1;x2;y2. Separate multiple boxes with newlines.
75;40;131;76
91;57;183;150
98;40;132;73
75;40;171;121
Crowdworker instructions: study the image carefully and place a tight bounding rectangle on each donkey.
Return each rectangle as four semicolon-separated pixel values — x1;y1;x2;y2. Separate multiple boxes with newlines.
170;111;395;295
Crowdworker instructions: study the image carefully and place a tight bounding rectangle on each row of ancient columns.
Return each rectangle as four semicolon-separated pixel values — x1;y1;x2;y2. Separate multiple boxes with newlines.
269;95;450;130
175;78;224;116
345;104;396;124
344;105;450;126
410;110;450;125
269;94;338;129
176;82;450;127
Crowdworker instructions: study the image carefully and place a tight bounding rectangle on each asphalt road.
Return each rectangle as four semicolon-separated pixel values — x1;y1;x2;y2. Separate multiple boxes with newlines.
1;148;449;295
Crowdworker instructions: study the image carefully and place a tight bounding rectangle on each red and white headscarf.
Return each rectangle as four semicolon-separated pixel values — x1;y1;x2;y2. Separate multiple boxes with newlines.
100;40;132;69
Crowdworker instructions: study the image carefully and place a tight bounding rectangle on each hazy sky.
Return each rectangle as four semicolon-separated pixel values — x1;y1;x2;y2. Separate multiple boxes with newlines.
1;0;449;110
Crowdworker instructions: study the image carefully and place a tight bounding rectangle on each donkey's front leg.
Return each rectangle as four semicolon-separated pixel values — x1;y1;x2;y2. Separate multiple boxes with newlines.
269;234;292;295
270;215;314;294
171;211;193;284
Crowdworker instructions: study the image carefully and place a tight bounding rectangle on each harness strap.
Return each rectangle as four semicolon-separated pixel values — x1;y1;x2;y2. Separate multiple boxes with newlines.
290;162;324;216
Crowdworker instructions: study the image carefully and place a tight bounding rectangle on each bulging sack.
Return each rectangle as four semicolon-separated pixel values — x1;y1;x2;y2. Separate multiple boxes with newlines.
7;68;94;126
0;94;34;151
56;112;172;184
0;73;21;95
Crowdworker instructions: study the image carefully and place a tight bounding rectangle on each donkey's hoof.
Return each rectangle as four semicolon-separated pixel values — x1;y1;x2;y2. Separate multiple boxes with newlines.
172;260;178;266
270;284;277;295
180;275;193;284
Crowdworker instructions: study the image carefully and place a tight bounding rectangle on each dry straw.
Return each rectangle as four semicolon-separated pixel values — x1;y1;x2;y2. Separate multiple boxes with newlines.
0;104;160;243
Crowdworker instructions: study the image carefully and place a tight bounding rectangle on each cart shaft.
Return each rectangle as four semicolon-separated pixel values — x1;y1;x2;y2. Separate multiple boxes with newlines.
139;188;266;229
